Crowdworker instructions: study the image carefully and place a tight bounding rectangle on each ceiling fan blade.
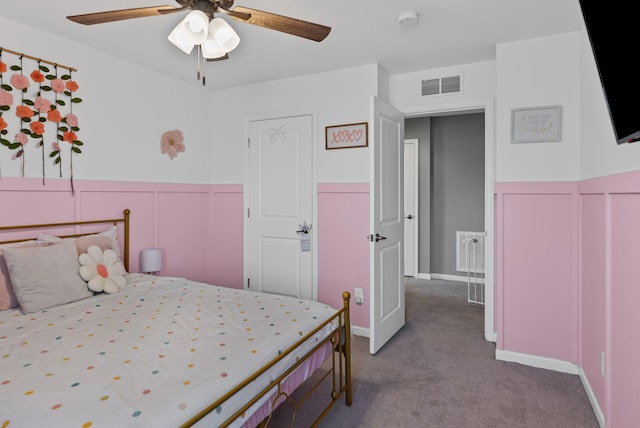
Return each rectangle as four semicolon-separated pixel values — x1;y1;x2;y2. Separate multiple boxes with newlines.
230;6;331;42
216;8;251;21
67;5;180;25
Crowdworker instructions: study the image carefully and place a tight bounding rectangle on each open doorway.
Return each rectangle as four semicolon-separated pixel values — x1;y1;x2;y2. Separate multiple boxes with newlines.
403;105;495;343
405;113;485;280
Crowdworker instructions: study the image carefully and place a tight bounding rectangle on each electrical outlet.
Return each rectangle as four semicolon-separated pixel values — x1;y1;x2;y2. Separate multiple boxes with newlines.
354;288;364;305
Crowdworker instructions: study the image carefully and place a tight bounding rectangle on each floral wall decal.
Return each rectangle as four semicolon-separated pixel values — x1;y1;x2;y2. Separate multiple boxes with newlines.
160;129;185;160
10;55;32;177
0;47;82;192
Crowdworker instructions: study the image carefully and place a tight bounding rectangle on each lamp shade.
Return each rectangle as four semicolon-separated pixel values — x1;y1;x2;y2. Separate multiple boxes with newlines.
208;17;240;53
168;10;210;54
202;36;225;59
184;10;209;44
168;20;196;54
140;248;163;273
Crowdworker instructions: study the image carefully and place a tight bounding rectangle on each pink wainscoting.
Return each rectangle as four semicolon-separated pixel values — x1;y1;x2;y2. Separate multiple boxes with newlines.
578;193;607;413
580;170;640;428
0;178;243;287
209;188;244;289
158;191;211;282
318;183;370;329
495;182;578;363
608;194;640;427
0;179;77;241
0;178;365;325
497;171;640;428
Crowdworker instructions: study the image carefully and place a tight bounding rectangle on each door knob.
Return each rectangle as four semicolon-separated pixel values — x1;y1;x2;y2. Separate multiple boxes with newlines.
367;233;387;242
296;221;311;234
404;214;413;219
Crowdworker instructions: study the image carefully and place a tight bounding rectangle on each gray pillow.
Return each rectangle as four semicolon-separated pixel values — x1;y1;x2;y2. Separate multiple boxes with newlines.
3;240;93;314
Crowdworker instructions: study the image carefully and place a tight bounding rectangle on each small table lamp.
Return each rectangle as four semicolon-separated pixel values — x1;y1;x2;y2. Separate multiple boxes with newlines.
140;248;163;274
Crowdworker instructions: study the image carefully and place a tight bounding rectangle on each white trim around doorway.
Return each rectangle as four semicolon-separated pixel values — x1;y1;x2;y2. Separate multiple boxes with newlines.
403;98;496;343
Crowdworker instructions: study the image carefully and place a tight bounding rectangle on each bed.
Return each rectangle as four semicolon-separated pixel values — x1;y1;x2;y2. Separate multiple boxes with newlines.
0;209;352;427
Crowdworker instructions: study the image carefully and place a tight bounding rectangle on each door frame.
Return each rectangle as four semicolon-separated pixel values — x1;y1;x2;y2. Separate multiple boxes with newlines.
404;138;419;277
404;99;496;342
242;110;319;300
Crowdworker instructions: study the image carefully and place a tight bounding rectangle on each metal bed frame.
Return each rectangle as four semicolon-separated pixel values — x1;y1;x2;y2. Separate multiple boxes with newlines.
0;209;130;272
0;208;352;427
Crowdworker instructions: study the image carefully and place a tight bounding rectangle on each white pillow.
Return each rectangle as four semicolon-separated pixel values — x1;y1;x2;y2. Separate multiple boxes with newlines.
37;225;121;258
2;241;93;314
79;245;127;294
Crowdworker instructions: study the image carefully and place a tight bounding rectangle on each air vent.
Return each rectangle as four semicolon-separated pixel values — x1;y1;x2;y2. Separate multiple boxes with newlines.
421;78;440;96
421;74;462;96
441;75;461;93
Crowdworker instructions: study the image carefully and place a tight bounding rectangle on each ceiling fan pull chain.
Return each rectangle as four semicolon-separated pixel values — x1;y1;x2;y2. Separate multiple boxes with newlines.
202;55;207;86
196;45;201;81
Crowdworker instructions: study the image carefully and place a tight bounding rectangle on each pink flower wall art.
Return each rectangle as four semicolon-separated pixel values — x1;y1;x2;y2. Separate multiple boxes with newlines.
0;48;83;189
160;129;186;160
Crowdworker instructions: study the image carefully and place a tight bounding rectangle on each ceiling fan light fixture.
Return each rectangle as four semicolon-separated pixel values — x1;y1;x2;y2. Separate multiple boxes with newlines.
202;37;225;59
168;21;196;54
209;17;240;53
168;10;210;53
184;10;209;44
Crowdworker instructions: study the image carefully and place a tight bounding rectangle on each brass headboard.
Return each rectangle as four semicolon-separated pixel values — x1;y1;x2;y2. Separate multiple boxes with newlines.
0;209;131;271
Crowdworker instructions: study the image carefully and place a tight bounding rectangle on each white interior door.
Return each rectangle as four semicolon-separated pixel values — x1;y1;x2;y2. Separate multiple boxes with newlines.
245;115;314;299
404;139;419;277
369;96;405;354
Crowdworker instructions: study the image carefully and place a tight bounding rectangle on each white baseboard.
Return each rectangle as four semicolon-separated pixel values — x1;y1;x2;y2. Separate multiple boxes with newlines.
431;273;466;282
431;272;485;284
495;350;579;375
352;325;370;338
416;273;475;282
578;367;606;427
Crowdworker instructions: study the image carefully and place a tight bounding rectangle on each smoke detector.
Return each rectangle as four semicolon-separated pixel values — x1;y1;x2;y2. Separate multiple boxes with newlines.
398;10;418;26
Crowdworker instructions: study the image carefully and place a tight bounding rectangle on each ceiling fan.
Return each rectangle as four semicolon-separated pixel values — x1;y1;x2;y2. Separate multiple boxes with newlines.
67;1;331;84
66;0;331;43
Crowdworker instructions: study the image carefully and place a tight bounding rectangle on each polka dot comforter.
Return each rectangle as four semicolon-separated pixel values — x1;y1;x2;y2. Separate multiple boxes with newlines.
0;274;338;427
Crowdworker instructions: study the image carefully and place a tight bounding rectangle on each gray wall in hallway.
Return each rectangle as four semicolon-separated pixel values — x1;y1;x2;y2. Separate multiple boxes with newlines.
405;113;485;277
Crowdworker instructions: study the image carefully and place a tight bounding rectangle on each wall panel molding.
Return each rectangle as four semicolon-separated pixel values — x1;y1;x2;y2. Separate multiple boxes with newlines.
0;178;243;286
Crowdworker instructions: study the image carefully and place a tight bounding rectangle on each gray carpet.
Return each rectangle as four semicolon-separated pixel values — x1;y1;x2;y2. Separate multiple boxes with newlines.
268;278;599;428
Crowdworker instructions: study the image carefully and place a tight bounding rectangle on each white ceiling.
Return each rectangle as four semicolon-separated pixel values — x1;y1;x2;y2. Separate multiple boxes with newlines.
1;0;584;91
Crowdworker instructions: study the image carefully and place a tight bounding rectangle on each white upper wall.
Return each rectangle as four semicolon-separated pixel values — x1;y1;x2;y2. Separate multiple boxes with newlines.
208;63;380;184
496;32;581;182
0;16;213;184
4;14;636;186
392;29;640;183
389;61;496;115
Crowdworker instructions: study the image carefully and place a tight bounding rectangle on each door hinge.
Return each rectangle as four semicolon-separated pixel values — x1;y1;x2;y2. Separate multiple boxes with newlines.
247;208;250;218
248;138;250;148
247;278;250;288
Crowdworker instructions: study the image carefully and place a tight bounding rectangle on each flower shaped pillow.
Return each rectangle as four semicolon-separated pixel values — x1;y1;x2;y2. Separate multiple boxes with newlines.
79;245;127;294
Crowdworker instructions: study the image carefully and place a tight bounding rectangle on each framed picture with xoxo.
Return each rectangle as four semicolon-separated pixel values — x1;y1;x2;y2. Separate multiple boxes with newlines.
325;122;368;149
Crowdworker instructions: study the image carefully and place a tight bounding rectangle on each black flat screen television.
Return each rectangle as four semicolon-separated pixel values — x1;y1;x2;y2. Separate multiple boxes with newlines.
580;2;640;144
